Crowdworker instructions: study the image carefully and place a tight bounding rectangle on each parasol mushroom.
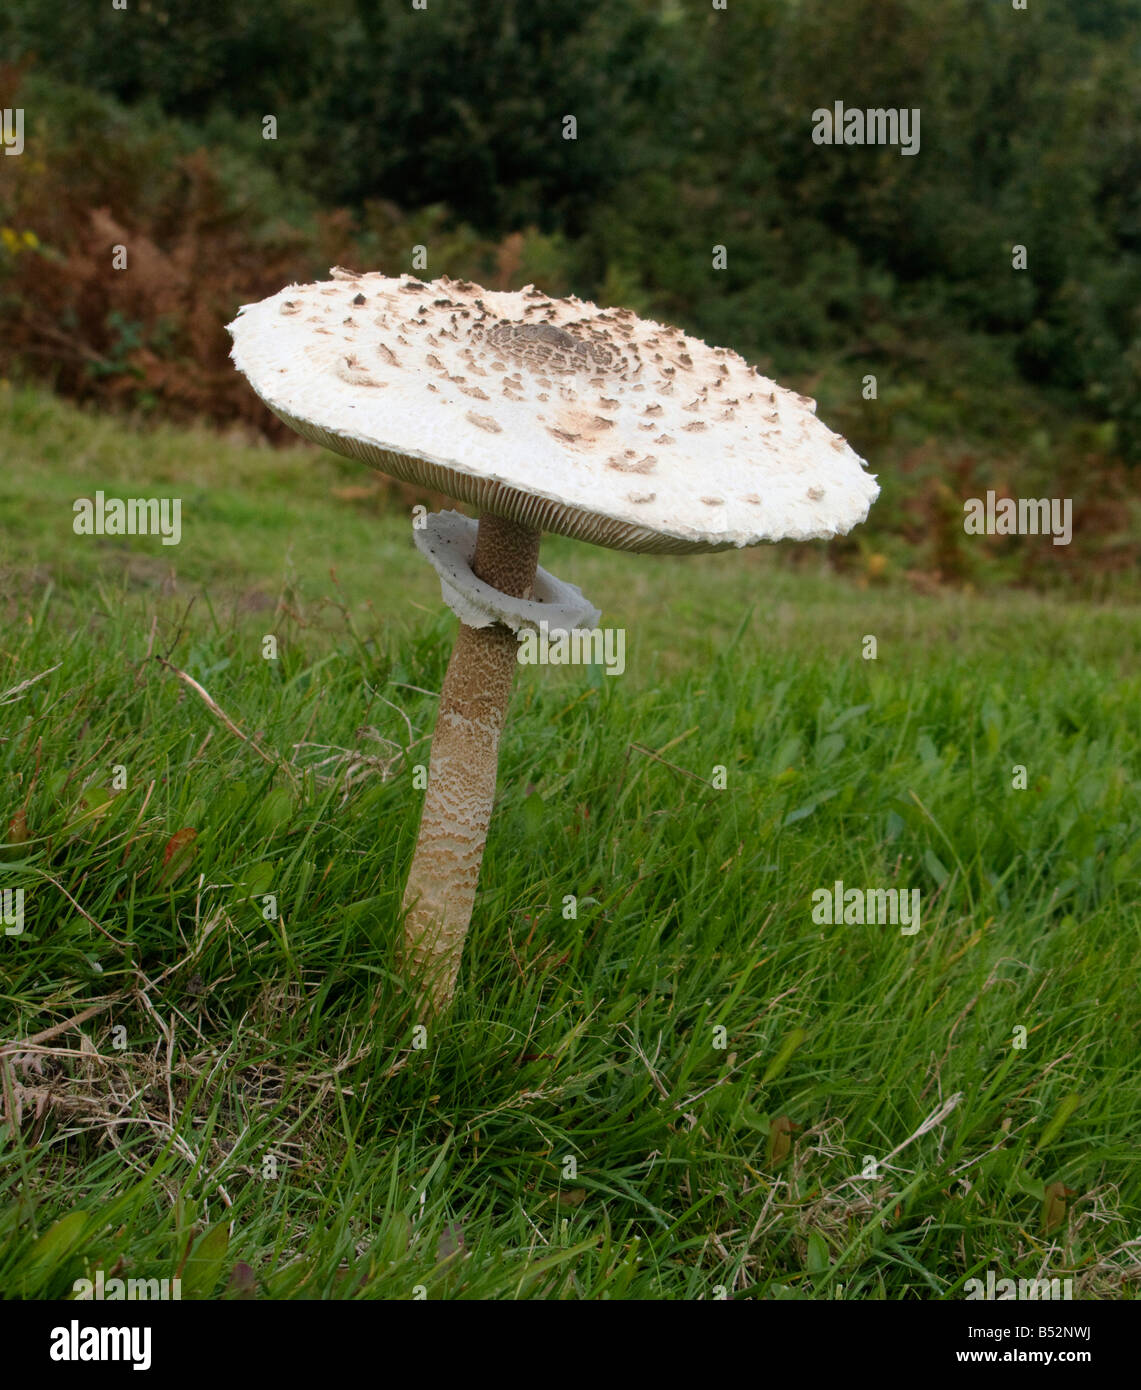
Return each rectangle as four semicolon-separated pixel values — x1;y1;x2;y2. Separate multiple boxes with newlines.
228;269;879;1014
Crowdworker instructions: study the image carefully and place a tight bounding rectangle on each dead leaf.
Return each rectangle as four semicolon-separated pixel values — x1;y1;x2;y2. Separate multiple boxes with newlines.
160;828;198;885
766;1115;801;1166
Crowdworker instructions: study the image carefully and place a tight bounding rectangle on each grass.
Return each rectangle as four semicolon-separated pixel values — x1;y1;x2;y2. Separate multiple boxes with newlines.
1;386;1139;1300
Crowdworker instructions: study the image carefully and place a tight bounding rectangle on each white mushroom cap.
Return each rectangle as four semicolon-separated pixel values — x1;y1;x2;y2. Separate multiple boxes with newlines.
228;269;879;554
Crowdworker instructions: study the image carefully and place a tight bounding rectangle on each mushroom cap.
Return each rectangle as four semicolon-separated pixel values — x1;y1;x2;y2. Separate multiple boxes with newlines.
228;269;879;555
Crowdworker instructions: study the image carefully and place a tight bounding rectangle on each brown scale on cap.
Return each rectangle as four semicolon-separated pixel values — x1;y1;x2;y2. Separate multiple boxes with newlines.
338;355;383;387
469;319;639;382
607;451;656;474
466;411;501;434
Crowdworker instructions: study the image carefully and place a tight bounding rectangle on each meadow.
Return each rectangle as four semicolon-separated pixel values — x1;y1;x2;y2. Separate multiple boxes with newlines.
1;385;1138;1299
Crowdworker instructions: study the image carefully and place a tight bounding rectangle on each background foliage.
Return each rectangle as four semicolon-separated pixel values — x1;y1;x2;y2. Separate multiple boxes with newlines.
1;0;1139;577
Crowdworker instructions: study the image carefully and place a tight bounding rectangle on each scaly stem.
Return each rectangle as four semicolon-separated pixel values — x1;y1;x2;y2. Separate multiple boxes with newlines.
401;513;541;1013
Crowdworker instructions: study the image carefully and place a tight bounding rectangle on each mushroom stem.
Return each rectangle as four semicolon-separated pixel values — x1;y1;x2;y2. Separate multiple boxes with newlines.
401;512;541;1013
